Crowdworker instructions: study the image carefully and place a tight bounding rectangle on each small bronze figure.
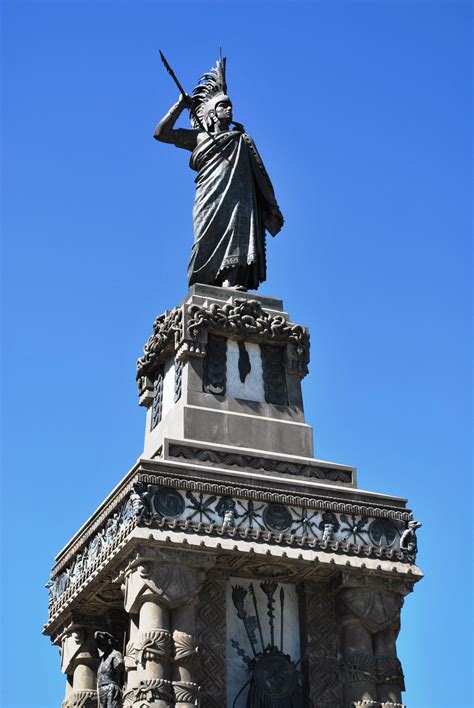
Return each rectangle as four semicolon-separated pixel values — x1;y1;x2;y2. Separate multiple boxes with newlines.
400;519;422;561
95;631;124;708
155;54;284;291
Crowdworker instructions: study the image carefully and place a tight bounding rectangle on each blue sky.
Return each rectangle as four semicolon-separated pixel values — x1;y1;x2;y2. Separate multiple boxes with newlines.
2;1;472;706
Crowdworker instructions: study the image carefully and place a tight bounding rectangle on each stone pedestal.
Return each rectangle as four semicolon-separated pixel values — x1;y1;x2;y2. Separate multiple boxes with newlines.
44;287;422;707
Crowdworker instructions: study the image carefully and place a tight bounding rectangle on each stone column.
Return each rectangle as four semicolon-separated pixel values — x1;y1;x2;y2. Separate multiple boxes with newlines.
60;627;98;708
340;616;378;706
336;573;408;708
123;614;140;708
136;596;173;707
172;602;200;708
121;548;214;708
374;627;405;707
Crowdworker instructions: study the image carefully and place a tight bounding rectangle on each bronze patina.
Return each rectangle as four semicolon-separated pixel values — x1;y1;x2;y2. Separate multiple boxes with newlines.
155;54;284;291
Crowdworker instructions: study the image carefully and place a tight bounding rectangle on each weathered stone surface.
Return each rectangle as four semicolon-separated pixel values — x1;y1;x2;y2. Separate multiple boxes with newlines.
46;276;421;708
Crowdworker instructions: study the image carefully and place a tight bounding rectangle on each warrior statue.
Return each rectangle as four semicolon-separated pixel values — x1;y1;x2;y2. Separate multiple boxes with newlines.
154;55;284;291
95;631;124;708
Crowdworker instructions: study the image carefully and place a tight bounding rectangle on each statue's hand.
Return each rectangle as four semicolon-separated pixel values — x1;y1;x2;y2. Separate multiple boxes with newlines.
179;93;193;109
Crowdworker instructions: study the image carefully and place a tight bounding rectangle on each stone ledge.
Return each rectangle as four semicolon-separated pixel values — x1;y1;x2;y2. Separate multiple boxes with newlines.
162;436;355;485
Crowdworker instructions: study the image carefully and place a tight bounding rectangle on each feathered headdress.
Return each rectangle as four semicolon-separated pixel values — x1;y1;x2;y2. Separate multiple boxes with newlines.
191;55;230;130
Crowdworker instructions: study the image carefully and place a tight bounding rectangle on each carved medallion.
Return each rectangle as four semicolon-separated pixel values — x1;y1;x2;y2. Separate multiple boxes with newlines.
369;519;398;547
151;488;185;518
253;652;298;697
263;504;292;532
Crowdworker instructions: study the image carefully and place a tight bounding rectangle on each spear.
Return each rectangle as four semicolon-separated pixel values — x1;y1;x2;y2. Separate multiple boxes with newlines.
260;581;277;648
280;587;285;652
159;50;208;133
249;583;265;652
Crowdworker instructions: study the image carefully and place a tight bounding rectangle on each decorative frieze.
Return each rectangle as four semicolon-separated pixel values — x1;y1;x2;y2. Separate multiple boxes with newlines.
167;443;353;483
47;475;419;619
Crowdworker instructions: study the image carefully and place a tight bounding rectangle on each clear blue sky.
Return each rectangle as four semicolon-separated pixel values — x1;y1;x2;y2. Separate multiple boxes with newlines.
2;1;472;706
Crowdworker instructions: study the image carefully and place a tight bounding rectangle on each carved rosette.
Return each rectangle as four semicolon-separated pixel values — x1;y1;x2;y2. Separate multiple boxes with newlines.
136;629;173;666
62;690;97;708
342;651;378;684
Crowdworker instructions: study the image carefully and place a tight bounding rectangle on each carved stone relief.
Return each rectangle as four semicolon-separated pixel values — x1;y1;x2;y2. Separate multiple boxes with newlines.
150;371;164;431
136;297;310;397
300;582;341;708
48;478;416;617
260;343;288;405
227;578;303;708
123;562;206;613
203;333;227;394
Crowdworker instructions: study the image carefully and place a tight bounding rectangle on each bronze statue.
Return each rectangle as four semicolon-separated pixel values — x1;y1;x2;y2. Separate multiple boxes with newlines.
400;519;422;561
95;631;124;708
154;54;284;291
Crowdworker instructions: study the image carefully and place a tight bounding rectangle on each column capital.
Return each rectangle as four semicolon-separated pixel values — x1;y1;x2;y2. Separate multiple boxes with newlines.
119;547;214;613
333;571;414;596
60;626;98;675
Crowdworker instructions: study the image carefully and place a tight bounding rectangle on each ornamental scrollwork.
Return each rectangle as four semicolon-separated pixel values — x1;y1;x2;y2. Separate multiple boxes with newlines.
135;297;311;393
136;307;183;384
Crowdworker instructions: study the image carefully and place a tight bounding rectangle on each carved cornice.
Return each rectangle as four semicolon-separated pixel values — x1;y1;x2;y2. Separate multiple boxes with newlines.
136;470;411;520
45;469;419;628
136;297;311;391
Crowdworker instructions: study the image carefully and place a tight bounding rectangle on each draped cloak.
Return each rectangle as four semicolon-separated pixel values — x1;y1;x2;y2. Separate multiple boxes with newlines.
188;130;283;290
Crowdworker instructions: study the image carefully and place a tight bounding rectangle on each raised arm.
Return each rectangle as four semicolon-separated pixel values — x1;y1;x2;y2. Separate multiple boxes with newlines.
153;94;199;152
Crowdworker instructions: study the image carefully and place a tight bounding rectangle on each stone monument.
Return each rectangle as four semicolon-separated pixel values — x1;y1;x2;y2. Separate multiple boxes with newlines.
44;54;422;708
